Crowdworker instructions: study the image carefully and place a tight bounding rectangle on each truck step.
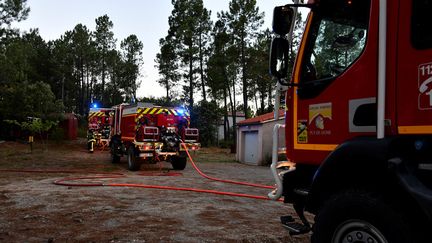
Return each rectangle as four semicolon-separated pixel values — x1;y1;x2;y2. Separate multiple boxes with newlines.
294;188;309;196
281;222;311;235
280;215;294;224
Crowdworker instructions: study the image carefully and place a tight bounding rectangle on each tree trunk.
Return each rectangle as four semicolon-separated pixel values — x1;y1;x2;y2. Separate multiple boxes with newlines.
241;35;248;119
86;65;90;114
223;87;228;141
268;84;273;109
231;76;237;145
223;65;232;141
254;89;258;114
90;76;94;104
199;34;206;101
189;46;194;108
80;55;85;115
166;79;170;101
101;50;106;103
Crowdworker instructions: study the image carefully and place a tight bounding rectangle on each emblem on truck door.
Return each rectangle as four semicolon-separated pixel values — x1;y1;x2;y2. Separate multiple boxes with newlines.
419;62;432;110
309;103;332;136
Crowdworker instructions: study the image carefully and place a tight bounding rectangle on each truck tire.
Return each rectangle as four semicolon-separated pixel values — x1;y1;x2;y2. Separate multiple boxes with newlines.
110;137;121;163
311;191;413;243
111;151;120;164
171;156;187;170
127;147;140;171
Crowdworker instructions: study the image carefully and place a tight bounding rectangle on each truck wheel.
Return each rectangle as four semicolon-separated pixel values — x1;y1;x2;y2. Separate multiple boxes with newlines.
111;151;120;164
110;142;120;163
127;147;140;171
311;192;413;243
171;156;187;170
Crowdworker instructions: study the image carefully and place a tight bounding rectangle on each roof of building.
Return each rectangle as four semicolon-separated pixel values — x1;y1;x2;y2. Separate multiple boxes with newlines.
237;110;284;126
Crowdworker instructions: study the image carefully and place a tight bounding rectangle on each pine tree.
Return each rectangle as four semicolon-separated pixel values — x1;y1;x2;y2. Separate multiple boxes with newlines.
93;15;116;104
120;34;143;101
222;0;264;119
155;36;179;100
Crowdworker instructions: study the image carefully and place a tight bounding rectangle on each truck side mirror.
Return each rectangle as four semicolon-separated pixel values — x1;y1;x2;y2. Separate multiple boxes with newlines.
269;37;289;80
272;6;294;36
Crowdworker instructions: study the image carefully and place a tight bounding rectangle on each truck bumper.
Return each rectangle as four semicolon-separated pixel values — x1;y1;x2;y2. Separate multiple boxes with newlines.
180;142;201;151
282;164;318;204
138;153;153;158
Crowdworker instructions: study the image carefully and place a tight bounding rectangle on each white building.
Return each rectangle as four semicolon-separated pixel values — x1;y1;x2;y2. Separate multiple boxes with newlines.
236;110;285;166
217;112;245;141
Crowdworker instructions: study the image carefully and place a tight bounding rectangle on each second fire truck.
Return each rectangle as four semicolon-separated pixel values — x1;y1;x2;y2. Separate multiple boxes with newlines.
109;103;200;171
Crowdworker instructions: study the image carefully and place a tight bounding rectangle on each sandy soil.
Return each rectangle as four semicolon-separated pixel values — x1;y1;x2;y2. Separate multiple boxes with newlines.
0;140;311;242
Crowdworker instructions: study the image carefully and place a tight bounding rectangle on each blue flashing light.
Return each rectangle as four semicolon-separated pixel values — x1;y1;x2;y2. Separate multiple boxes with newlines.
92;103;98;108
177;109;185;115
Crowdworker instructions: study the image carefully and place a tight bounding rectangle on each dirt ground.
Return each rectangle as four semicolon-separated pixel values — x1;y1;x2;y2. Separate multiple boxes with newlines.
0;139;311;243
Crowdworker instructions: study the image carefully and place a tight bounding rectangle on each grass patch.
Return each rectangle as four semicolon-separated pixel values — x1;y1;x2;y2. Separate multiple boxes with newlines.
101;166;120;172
189;147;236;164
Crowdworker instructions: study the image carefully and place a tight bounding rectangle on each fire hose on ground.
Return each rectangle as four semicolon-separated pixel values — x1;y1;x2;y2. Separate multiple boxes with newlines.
0;143;282;202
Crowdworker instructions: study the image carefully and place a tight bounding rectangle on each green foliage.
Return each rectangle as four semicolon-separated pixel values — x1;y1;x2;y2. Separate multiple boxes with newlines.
236;104;254;118
222;0;264;119
247;29;272;115
1;7;145;116
138;96;184;107
0;81;64;121
120;34;143;101
0;0;30;42
218;139;234;149
5;118;58;135
207;18;240;142
190;100;221;147
49;127;64;141
21;119;58;135
94;14;116;104
155;36;180;100
163;0;212;107
1;0;303;137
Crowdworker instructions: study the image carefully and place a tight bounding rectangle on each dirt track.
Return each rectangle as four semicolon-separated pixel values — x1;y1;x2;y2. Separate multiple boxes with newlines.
0;140;310;242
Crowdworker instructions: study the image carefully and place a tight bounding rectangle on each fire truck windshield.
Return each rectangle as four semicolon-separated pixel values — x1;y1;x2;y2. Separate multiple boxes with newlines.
300;0;370;85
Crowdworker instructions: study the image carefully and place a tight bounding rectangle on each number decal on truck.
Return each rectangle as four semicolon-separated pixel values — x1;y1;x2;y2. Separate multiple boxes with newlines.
419;62;432;110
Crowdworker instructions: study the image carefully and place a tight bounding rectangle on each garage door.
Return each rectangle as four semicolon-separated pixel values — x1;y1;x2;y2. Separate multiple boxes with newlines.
244;131;259;164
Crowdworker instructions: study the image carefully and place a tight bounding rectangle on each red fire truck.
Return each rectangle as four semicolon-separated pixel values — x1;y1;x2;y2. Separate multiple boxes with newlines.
87;107;113;152
268;0;432;242
109;103;200;171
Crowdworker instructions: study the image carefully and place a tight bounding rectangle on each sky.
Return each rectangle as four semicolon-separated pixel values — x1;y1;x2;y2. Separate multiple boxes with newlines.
13;0;293;99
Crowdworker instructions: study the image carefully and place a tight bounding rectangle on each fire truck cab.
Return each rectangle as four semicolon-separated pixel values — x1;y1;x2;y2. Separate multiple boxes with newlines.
109;103;200;171
269;0;432;242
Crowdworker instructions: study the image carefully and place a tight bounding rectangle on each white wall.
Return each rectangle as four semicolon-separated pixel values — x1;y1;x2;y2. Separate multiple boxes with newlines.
236;118;285;166
261;119;285;165
217;115;245;141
